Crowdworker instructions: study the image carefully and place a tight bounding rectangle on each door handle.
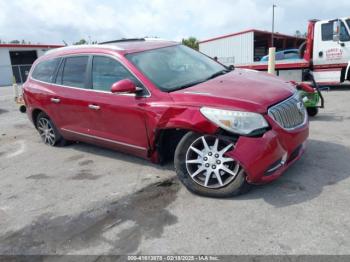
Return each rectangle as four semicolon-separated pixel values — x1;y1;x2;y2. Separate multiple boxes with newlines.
50;98;60;103
88;104;100;110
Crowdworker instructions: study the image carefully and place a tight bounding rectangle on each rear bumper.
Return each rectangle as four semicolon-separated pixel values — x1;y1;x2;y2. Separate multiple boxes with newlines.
225;121;309;184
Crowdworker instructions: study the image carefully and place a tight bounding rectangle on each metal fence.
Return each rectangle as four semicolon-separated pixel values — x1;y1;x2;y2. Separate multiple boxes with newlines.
0;64;33;85
11;64;33;84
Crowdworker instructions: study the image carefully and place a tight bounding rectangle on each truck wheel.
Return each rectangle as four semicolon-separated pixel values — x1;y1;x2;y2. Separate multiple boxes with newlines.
174;132;250;198
307;107;318;117
36;112;68;146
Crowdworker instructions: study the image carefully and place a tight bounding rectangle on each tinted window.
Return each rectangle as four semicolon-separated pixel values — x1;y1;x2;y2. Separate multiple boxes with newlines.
321;22;333;41
284;51;299;59
32;58;60;82
61;56;88;88
92;56;140;91
275;52;285;60
340;22;350;42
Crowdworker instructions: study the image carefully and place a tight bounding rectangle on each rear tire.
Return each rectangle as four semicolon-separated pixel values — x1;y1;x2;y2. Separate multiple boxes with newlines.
174;132;250;198
307;107;318;117
36;112;68;146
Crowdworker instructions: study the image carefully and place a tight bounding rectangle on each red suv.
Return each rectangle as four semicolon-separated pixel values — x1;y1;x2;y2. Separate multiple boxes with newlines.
23;39;308;197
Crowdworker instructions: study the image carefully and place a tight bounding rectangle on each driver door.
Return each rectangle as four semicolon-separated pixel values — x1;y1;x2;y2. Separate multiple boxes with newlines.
313;20;350;67
85;55;150;158
313;20;350;83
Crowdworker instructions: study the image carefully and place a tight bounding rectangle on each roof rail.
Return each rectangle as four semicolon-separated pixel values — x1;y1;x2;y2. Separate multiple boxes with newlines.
44;44;123;55
99;38;145;44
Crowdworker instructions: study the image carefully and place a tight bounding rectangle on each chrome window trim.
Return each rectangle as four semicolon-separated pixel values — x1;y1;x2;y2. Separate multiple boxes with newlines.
267;92;308;131
30;77;138;97
61;128;148;151
30;53;151;98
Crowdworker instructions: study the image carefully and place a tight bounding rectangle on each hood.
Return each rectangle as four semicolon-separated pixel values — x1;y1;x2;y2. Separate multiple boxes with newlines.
170;69;295;113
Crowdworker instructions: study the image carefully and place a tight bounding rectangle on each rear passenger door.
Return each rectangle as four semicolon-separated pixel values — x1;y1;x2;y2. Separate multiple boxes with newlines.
52;55;92;135
28;57;62;124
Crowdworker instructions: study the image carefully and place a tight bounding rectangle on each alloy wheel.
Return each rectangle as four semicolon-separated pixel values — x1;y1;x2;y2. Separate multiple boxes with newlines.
37;118;56;146
185;135;240;189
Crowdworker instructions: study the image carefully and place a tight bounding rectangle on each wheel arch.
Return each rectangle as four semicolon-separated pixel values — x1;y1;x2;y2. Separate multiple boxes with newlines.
153;128;191;164
340;66;350;82
31;108;52;128
32;108;44;128
152;125;239;164
148;109;219;163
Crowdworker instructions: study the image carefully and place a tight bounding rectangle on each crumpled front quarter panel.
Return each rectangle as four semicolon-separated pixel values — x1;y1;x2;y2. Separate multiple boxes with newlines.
140;102;218;145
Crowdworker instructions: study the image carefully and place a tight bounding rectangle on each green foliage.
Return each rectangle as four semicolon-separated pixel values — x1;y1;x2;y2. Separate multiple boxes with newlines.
295;30;307;38
181;37;199;50
73;39;88;45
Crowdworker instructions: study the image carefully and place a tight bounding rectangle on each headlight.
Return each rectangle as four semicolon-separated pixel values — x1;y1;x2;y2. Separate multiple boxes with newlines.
200;107;269;135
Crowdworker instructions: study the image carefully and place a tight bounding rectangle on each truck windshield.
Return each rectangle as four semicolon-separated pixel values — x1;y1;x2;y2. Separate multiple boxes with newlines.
126;45;227;92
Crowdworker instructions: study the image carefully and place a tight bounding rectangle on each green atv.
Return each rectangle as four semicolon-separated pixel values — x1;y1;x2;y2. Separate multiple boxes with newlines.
297;71;325;117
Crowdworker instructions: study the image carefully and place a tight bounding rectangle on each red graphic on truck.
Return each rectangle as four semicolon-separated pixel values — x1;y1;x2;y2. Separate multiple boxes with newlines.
326;48;343;60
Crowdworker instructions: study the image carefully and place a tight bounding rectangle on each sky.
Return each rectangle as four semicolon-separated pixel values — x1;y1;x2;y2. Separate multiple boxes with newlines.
0;0;350;45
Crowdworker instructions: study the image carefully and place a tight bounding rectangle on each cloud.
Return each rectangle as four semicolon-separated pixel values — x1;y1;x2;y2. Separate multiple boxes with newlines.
0;0;349;44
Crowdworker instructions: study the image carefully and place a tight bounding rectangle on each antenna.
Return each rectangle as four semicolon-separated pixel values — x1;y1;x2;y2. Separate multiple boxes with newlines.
272;1;277;47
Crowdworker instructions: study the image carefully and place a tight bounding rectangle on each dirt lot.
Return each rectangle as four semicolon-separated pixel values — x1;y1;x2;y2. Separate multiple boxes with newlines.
1;85;350;255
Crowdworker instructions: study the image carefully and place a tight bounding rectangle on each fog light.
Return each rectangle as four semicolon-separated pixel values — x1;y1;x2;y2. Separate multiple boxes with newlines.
281;152;288;165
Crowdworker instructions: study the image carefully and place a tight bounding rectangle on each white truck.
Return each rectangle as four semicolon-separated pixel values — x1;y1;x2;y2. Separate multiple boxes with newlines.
199;17;350;116
200;18;350;85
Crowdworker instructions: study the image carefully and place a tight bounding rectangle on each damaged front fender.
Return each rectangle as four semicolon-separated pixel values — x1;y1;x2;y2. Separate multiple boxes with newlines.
139;102;218;163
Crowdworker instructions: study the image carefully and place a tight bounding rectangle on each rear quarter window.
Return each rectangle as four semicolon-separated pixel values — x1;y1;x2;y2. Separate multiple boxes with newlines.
31;58;60;83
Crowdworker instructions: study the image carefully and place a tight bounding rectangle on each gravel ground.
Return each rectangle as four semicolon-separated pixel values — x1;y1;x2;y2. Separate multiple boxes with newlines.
0;85;350;255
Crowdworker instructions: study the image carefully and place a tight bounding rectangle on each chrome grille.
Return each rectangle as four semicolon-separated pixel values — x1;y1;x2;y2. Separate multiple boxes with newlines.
268;92;307;130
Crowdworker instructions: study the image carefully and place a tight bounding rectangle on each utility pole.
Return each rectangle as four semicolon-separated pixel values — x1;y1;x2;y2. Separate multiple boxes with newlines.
268;1;277;75
271;2;277;47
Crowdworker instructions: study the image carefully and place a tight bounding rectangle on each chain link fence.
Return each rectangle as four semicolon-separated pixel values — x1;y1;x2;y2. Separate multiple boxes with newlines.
11;64;32;84
0;64;32;86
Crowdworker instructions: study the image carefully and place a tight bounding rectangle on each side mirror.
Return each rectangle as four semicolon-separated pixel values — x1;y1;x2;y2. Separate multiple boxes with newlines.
111;79;137;93
333;20;340;42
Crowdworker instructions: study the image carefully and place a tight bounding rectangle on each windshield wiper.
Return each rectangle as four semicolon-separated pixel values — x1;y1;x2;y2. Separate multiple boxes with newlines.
171;79;208;91
205;69;230;81
169;69;230;92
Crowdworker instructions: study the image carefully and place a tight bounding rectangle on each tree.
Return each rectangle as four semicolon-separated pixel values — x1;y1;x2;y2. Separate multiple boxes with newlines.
73;39;88;45
182;37;199;50
295;30;307;38
295;30;302;37
10;40;20;44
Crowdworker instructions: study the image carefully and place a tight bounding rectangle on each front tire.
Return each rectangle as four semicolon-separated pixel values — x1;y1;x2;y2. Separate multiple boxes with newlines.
36;112;67;146
307;107;318;117
174;132;250;198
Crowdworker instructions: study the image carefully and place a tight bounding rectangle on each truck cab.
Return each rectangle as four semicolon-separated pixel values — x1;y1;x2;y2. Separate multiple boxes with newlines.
311;18;350;84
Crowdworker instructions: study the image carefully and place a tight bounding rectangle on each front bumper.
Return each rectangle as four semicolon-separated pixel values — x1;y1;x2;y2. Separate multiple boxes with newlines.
225;117;309;184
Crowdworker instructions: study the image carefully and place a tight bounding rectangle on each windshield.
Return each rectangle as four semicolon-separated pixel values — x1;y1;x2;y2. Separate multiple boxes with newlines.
347;19;350;30
126;45;227;92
